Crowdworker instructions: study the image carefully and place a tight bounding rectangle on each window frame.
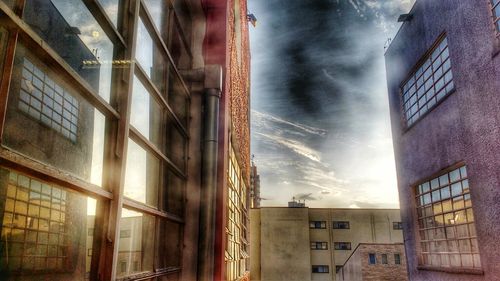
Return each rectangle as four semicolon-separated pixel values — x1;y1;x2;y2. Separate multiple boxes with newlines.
309;221;327;229
333;221;350;229
334;242;352;251
368;253;376;265
312;265;329;273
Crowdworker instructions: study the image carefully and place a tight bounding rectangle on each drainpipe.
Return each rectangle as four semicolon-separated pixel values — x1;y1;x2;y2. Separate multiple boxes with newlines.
198;65;222;281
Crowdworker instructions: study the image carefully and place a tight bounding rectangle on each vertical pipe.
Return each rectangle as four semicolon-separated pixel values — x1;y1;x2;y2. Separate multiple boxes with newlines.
198;65;222;281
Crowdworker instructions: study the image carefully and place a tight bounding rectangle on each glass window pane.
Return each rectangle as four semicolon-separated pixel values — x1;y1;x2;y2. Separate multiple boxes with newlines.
164;169;185;217
124;139;160;207
169;18;192;71
143;0;169;34
168;66;189;126
3;44;106;186
117;209;155;278
96;0;120;27
157;219;182;269
0;168;97;279
166;120;186;172
24;0;116;102
131;76;164;150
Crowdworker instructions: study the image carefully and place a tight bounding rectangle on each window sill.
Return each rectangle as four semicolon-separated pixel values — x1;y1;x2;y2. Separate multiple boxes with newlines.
417;265;483;275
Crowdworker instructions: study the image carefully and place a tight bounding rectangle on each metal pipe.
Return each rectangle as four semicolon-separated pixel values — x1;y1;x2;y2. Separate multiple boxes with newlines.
198;65;222;281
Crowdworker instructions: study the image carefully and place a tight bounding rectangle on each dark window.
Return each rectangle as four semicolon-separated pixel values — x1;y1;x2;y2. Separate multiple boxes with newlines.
334;242;351;250
369;253;376;264
393;222;403;230
395;253;401;265
333;221;350;229
310;242;328;250
335;266;342;273
382;254;388;264
309;221;326;229
312;265;329;273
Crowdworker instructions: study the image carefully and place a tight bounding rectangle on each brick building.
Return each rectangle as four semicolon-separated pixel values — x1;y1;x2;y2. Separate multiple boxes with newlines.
0;0;251;280
385;0;500;280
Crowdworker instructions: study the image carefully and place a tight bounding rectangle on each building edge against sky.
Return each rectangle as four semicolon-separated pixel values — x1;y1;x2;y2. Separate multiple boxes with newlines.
385;0;500;280
0;0;250;280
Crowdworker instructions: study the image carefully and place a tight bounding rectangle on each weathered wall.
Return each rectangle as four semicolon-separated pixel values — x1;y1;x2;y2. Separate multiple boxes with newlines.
250;209;262;281
385;0;500;280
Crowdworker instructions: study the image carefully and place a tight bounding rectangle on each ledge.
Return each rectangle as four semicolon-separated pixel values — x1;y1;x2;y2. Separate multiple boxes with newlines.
417;266;484;275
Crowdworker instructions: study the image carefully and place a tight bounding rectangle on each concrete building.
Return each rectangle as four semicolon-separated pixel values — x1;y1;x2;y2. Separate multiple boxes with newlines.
250;163;261;208
0;0;251;280
336;243;408;281
385;1;500;280
250;206;406;281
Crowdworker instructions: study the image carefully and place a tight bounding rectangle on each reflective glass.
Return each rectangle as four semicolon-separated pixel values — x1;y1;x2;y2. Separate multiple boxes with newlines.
97;0;120;27
164;169;184;217
0;168;97;279
157;219;182;269
116;209;155;278
123;139;160;207
168;66;189;126
3;44;106;186
24;0;115;102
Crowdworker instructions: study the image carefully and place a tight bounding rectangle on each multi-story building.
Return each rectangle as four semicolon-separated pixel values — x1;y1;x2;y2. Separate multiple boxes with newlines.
250;162;260;208
250;205;406;281
385;1;500;280
0;0;251;280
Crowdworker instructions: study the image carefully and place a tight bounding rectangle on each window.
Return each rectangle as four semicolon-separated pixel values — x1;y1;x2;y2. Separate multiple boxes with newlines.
369;253;376;264
335;265;342;273
334;242;352;250
309;221;326;229
120;229;131;238
490;0;500;33
333;221;350;229
415;165;481;269
382;254;388;264
393;222;403;230
312;265;329;273
395;253;401;265
401;36;454;127
310;242;328;250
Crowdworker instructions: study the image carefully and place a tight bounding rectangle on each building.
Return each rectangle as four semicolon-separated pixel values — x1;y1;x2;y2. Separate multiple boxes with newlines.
0;0;251;280
336;243;408;281
250;163;261;208
250;206;406;281
385;1;500;280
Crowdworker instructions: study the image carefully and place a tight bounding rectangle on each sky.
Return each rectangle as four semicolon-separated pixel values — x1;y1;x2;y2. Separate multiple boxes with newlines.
249;0;415;208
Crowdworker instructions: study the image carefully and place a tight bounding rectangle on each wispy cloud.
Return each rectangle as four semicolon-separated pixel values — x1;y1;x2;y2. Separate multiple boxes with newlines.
256;132;321;163
252;110;327;136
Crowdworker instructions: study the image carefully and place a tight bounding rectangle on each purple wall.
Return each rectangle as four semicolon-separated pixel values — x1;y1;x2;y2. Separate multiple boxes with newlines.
385;0;500;280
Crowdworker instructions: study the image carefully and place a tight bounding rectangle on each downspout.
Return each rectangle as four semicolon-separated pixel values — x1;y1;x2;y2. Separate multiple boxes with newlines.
198;65;223;281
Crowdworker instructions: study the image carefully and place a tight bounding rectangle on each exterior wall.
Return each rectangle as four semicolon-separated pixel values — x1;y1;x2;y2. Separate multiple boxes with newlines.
385;1;500;280
338;244;408;281
258;208;312;281
251;208;404;281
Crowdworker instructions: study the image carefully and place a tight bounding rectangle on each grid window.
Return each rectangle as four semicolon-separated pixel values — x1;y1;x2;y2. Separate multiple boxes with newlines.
19;58;79;142
395;253;401;265
401;36;454;127
490;0;500;32
393;222;403;230
312;265;329;273
310;242;328;250
333;221;350;229
309;221;326;229
415;165;481;269
369;253;376;264
382;254;388;264
334;242;352;250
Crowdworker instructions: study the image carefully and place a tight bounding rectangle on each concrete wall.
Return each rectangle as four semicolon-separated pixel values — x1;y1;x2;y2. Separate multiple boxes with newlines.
385;1;500;280
250;209;261;281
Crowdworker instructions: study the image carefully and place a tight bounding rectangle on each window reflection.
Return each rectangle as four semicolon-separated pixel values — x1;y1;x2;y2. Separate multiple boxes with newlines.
96;0;121;27
123;139;160;207
143;0;169;34
168;67;189;126
24;0;115;102
117;209;154;278
0;168;96;280
3;44;106;186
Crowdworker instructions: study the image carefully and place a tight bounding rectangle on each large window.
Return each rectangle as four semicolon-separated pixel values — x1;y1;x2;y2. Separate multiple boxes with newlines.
401;36;454;127
415;165;481;269
490;0;500;33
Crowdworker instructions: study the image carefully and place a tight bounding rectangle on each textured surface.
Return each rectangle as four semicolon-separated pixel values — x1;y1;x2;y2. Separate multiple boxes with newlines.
385;0;500;280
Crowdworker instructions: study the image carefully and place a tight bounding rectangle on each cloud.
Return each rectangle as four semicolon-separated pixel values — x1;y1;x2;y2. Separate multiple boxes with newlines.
252;110;327;136
256;132;321;163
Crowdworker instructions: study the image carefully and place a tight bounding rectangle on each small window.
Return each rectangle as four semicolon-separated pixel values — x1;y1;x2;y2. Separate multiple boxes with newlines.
120;229;131;238
369;253;376;264
333;221;350;229
334;242;351;250
382;254;388;264
312;265;329;273
393;222;403;230
335;265;343;273
394;253;401;265
309;221;326;229
120;261;127;273
311;242;328;250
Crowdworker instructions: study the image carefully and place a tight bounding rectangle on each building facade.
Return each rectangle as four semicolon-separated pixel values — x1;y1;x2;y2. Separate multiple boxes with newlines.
249;163;260;208
336;243;408;281
385;1;500;280
0;0;250;280
250;207;405;281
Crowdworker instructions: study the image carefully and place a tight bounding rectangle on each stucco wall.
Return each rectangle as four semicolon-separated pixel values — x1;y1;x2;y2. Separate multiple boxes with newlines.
385;0;500;280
